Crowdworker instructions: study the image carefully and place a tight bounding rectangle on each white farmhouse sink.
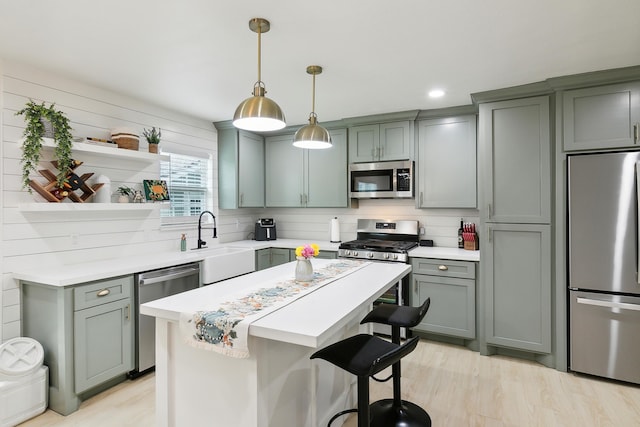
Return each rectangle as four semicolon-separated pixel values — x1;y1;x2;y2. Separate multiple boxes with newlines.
200;246;255;284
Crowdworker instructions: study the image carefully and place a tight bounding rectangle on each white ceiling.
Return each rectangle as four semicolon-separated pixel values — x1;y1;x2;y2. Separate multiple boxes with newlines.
1;0;639;127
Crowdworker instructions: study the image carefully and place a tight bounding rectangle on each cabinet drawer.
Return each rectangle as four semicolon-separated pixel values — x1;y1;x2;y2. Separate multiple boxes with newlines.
411;258;475;279
74;276;133;311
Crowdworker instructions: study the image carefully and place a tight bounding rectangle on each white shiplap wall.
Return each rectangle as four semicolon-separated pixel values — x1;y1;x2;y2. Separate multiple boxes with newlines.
0;60;218;341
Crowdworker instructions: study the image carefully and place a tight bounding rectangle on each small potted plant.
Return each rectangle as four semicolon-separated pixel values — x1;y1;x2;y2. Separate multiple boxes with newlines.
142;127;161;153
116;186;134;203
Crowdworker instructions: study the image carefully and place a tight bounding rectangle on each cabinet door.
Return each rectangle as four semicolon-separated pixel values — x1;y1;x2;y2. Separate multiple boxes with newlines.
380;121;412;161
255;248;272;271
563;82;640;151
417;116;476;208
412;274;476;339
74;298;133;393
348;124;379;162
306;129;348;207
484;223;551;353
270;248;291;267
479;96;551;224
265;134;304;207
315;250;337;260
238;131;265;207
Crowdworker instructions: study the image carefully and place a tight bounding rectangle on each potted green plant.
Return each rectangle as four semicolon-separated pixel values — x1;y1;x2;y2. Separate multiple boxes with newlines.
16;100;74;192
116;185;134;203
142;127;161;153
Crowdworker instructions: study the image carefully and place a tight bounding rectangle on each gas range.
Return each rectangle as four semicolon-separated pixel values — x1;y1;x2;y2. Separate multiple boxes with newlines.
338;219;419;263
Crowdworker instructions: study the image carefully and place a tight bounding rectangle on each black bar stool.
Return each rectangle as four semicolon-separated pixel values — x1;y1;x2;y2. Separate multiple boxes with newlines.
359;297;432;427
310;334;420;427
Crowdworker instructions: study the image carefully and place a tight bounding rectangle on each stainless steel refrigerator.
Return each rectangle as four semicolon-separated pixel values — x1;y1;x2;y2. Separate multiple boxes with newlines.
568;151;640;384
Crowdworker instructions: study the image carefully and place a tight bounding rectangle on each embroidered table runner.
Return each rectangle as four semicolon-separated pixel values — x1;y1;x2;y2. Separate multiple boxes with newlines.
179;259;368;358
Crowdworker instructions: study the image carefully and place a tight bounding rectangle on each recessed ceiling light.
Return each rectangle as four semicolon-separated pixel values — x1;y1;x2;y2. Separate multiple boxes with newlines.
428;89;445;98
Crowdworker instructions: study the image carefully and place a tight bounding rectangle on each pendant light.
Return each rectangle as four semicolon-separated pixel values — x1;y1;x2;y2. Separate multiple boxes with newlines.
233;18;286;132
293;65;332;149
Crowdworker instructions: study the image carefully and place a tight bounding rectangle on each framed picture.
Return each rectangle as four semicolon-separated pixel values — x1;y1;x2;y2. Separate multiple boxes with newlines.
143;180;170;201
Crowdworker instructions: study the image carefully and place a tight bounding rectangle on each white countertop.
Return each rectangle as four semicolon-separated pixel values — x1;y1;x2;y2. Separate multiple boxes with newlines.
12;238;477;287
140;259;411;348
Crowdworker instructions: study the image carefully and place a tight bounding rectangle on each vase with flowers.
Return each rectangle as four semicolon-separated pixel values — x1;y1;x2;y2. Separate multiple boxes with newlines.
294;243;319;282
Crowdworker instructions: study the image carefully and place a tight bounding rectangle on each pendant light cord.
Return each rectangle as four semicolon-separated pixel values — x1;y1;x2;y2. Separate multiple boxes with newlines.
257;22;262;83
311;72;316;114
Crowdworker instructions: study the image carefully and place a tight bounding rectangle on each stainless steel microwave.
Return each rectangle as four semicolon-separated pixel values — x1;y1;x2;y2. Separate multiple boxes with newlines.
349;160;414;199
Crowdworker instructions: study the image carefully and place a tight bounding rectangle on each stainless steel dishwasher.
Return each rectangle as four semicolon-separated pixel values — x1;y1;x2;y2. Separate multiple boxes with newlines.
131;262;200;377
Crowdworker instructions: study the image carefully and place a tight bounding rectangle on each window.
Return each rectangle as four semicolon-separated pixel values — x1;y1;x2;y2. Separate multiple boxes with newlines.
160;151;212;225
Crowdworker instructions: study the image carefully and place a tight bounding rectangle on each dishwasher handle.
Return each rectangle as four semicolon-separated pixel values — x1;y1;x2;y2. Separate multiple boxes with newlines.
138;265;200;286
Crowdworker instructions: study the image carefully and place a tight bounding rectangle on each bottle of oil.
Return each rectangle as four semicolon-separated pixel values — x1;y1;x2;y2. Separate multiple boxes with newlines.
181;234;187;252
458;219;464;249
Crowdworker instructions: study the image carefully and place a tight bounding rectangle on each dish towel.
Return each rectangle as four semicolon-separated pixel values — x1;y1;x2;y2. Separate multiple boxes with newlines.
179;259;368;358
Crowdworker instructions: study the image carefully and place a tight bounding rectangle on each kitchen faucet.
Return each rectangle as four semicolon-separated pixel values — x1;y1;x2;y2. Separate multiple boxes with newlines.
197;210;217;249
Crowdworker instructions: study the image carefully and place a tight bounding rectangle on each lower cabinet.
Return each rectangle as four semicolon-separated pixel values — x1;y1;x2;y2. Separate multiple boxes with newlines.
21;275;134;415
483;223;551;353
73;278;134;393
256;248;338;271
410;258;476;339
255;248;293;270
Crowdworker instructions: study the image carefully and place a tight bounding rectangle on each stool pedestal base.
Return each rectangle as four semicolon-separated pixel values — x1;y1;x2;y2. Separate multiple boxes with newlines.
370;399;432;427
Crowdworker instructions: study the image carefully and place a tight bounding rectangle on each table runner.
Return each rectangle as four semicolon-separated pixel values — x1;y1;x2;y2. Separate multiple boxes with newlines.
179;259;368;358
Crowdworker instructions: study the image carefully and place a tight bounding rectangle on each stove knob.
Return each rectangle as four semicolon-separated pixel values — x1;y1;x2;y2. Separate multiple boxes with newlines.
367;252;374;259
353;251;358;257
384;253;390;259
393;254;399;260
345;250;350;256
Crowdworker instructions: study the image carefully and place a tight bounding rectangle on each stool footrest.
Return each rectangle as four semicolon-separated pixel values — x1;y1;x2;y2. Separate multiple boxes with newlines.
370;399;432;427
328;408;358;427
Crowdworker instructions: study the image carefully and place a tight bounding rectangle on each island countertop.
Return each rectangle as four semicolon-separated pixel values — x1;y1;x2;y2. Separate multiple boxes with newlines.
141;258;411;348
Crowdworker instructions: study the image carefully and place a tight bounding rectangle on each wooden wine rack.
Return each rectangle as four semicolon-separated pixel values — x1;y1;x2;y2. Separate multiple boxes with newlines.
29;160;104;203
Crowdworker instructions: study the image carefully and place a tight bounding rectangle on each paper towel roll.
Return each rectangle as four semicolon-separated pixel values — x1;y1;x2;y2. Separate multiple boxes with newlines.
330;217;341;243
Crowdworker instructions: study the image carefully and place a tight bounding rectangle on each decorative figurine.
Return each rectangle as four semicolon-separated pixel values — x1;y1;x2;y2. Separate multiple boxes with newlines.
133;190;145;203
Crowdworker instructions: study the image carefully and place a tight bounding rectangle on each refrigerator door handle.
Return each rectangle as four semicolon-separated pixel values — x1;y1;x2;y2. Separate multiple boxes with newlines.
637;163;640;284
577;297;640;312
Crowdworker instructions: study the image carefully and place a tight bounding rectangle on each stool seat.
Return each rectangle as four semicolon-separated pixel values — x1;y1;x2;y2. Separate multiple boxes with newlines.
361;297;431;329
311;334;419;378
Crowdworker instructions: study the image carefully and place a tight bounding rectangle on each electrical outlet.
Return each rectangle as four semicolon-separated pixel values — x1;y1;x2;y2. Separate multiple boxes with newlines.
235;218;240;230
70;234;78;245
419;227;425;235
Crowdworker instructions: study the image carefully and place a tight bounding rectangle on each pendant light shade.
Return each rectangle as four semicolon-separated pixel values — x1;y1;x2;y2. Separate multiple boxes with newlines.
233;18;286;132
293;65;332;149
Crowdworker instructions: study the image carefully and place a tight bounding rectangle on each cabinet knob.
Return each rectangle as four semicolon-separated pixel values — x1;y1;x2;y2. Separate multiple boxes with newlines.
438;265;448;271
97;289;110;297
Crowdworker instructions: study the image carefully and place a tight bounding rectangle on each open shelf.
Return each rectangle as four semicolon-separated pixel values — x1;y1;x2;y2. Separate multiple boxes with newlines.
18;202;169;212
38;138;170;162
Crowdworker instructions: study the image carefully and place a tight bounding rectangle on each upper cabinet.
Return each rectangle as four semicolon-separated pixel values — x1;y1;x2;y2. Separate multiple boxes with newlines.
479;96;551;224
265;129;348;207
416;115;477;208
218;128;264;208
349;121;413;162
563;82;640;151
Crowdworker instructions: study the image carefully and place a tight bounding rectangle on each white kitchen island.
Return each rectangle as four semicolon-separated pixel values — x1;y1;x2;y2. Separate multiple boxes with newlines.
140;259;411;427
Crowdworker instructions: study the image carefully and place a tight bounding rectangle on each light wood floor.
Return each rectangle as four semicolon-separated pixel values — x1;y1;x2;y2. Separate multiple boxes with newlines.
19;339;640;427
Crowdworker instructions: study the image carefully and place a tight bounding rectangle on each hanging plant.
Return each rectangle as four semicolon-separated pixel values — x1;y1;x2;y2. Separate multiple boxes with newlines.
16;100;74;192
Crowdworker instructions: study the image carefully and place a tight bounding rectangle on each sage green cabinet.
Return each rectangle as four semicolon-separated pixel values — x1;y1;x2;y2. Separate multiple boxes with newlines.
349;121;413;162
218;128;264;208
563;82;640;151
410;258;476;339
416;115;477;208
73;278;134;393
21;275;134;415
483;223;551;353
479;96;551;224
255;248;292;270
478;95;552;356
265;129;347;207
